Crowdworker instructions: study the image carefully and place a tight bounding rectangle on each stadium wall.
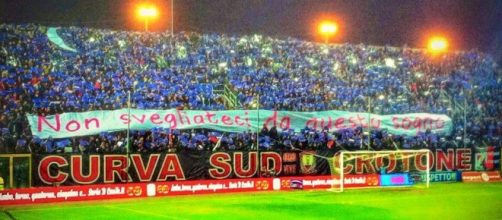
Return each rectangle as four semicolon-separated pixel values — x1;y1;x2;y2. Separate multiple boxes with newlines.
0;147;500;205
1;170;500;205
16;147;499;186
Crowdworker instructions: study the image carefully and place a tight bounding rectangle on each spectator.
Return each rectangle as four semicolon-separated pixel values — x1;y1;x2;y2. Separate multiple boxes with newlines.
0;23;500;154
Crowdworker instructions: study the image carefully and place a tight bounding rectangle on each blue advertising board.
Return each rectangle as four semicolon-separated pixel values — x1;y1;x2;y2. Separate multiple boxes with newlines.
379;173;413;186
410;171;461;183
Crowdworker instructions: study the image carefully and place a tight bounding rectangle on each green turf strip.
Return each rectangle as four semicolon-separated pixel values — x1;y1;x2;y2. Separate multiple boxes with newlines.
0;211;13;220
2;182;502;220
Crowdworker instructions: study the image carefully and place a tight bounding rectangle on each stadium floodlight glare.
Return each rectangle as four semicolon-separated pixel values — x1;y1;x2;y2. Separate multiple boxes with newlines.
137;5;158;31
428;37;448;53
139;6;158;18
319;22;337;34
319;21;338;44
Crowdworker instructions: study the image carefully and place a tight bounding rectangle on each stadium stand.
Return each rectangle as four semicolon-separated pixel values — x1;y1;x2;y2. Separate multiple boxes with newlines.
0;23;501;154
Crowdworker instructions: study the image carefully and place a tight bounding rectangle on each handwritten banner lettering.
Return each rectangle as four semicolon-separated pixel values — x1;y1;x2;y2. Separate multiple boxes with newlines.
27;109;452;139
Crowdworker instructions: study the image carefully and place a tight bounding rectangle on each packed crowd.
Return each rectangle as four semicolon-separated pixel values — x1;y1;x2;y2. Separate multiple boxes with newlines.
0;23;501;154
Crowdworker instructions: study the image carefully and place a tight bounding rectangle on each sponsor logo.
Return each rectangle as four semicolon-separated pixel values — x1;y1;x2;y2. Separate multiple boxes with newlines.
290;180;303;189
281;179;291;189
300;151;317;175
256;180;269;190
481;173;489;182
126;186;142;197
367;176;379;186
411;171;459;182
462;171;502;182
156;184;169;195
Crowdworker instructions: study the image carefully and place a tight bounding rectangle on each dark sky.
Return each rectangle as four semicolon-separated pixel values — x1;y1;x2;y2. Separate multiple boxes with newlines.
1;0;501;58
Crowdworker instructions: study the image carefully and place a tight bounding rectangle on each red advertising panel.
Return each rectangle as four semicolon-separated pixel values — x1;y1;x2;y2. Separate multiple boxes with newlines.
278;175;380;190
462;171;502;182
0;183;147;205
153;178;274;196
0;175;377;205
0;179;276;205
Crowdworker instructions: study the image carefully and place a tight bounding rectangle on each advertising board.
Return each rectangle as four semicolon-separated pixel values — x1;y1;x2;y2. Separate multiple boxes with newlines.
380;173;413;186
410;171;460;183
0;175;376;205
462;171;502;182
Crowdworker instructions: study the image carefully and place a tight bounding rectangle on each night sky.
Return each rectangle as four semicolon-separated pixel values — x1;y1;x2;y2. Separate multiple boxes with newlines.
1;0;501;59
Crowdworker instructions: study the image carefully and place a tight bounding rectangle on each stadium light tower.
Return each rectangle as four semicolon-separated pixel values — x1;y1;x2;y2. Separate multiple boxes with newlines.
137;5;158;31
319;21;338;44
428;36;448;54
